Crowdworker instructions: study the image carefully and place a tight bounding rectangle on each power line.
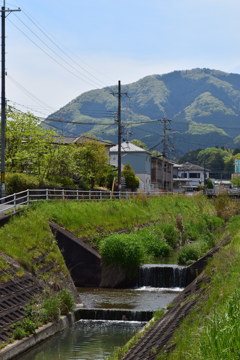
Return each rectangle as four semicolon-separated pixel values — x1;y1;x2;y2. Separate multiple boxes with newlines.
19;10;112;88
8;18;106;89
7;99;51;116
12;13;107;89
7;75;55;112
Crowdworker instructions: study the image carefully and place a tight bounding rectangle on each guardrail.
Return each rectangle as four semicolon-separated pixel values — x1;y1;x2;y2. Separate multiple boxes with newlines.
204;188;240;196
0;188;171;215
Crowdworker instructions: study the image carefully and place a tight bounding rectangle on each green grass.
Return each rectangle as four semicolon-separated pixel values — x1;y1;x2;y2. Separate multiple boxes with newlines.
155;214;240;360
0;195;220;273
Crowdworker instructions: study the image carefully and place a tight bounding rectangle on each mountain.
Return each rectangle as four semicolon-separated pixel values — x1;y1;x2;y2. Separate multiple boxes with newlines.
45;68;240;156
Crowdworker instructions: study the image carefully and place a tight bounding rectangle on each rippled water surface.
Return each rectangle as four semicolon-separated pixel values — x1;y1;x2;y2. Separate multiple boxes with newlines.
78;286;181;311
16;320;144;360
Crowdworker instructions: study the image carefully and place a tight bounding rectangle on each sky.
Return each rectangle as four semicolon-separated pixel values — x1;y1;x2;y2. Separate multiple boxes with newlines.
4;0;240;117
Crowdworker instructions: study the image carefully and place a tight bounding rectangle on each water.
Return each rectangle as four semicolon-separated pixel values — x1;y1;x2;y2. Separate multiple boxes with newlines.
16;320;144;360
78;286;181;311
138;264;187;288
15;265;184;360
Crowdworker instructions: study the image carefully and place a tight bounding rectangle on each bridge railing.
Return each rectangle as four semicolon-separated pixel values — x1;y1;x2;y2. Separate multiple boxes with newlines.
0;188;172;215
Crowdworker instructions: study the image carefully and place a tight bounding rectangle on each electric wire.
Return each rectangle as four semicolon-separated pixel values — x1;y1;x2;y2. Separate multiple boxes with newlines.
19;10;113;87
12;13;107;89
7;75;55;112
7;18;105;89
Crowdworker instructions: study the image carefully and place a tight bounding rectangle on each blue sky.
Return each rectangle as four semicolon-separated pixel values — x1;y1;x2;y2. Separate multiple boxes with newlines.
5;0;240;116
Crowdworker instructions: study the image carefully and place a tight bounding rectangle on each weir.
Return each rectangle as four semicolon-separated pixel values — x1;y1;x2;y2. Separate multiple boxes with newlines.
137;264;187;288
75;308;153;322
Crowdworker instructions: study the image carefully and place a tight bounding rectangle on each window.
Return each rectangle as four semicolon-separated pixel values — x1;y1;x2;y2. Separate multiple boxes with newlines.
189;173;200;178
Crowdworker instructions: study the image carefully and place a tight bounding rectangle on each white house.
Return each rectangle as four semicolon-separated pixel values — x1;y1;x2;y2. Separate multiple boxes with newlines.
109;141;152;191
173;162;210;191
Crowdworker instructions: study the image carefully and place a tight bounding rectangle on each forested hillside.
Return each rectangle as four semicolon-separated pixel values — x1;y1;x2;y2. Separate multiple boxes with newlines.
45;68;240;155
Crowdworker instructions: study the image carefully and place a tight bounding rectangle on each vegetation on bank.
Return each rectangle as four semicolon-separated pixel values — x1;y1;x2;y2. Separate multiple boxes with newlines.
154;214;240;360
0;194;239;355
12;289;74;341
0;194;227;284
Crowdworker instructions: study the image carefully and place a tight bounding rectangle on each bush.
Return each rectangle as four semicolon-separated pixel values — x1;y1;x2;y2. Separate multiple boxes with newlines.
6;173;39;194
12;327;27;340
121;164;139;191
99;233;144;272
204;215;224;231
158;223;179;248
177;242;204;265
58;289;75;315
137;228;171;258
43;296;61;321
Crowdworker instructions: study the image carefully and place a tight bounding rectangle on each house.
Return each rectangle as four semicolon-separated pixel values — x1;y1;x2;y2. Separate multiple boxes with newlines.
173;162;210;191
151;156;173;191
109;141;152;191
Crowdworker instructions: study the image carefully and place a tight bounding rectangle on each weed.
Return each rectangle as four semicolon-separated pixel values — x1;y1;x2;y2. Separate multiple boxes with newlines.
58;289;75;315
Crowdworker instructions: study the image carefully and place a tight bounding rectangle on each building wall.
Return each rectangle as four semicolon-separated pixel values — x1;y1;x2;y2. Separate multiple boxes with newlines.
177;170;209;187
151;158;173;191
110;152;151;191
110;152;151;174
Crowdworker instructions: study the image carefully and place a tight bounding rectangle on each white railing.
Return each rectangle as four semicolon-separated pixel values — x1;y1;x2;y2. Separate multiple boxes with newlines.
0;188;172;215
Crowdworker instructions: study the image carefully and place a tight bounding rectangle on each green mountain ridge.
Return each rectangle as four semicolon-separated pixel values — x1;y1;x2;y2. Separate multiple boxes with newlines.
46;68;240;156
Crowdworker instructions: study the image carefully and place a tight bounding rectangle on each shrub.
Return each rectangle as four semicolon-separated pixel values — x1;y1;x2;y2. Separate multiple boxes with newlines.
6;173;39;194
177;242;203;265
12;327;27;340
121;164;139;191
58;289;75;315
204;215;224;231
158;223;179;248
21;318;36;335
213;194;239;221
137;228;171;258
99;233;144;272
43;296;61;321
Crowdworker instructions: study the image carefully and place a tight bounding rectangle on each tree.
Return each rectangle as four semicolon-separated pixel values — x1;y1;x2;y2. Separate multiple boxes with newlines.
197;147;233;178
6;108;56;181
121;164;139;191
72;140;110;189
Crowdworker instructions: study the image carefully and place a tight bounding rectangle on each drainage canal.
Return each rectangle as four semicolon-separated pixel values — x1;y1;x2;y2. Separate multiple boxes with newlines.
15;264;185;360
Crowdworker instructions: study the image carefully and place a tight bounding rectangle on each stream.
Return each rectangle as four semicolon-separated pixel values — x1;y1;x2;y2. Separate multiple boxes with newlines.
15;265;185;360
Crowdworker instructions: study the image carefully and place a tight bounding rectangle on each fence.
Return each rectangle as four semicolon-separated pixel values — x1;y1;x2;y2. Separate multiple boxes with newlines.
0;188;171;215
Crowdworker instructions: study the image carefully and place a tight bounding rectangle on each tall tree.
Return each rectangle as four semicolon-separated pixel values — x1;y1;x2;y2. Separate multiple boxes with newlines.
6;108;56;181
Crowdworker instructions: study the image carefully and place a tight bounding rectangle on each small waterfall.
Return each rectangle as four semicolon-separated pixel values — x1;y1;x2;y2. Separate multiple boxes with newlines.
75;308;153;322
137;264;187;288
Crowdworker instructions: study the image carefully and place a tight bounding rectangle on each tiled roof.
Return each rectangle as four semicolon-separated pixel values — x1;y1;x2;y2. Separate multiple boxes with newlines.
178;162;209;171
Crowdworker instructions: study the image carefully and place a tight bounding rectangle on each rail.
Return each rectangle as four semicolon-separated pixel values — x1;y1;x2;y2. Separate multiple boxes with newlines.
0;188;171;215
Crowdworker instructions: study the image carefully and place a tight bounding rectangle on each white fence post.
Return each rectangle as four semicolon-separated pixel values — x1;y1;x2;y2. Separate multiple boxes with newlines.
27;189;30;205
14;193;16;213
46;189;49;201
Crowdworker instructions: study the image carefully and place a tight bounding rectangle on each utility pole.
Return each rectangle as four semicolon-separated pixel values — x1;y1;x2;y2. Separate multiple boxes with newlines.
160;118;172;190
161;118;171;158
111;80;128;191
117;80;121;192
0;1;21;198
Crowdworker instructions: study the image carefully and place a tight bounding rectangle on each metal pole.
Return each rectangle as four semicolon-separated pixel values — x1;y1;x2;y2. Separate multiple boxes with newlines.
0;3;20;198
117;80;122;191
1;3;5;198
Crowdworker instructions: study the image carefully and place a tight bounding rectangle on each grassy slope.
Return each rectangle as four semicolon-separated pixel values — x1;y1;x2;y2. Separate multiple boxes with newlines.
0;195;214;273
156;215;240;360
